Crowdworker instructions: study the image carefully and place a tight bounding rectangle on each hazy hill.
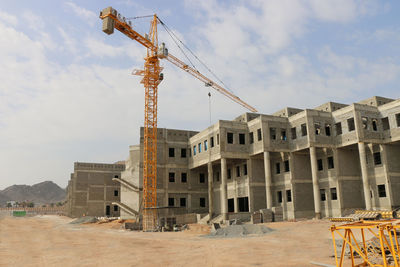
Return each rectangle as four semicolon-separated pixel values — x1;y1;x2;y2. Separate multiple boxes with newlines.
0;181;66;206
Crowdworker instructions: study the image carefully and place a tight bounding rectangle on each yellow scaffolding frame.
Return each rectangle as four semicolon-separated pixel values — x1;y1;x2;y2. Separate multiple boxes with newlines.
331;220;400;267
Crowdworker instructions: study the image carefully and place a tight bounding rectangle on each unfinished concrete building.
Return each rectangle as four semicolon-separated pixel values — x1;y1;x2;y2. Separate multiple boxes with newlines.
113;96;400;222
66;162;125;218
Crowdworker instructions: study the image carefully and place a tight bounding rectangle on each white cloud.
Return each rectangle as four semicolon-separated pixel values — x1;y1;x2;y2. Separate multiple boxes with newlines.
309;0;358;22
83;37;144;62
58;27;78;55
23;10;45;31
0;10;17;26
65;2;97;26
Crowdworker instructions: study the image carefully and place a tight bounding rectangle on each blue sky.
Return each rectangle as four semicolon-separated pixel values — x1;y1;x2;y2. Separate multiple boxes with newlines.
0;0;399;189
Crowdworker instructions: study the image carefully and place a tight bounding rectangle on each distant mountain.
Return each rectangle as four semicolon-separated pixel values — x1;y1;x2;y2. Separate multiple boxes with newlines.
0;192;8;205
0;181;66;206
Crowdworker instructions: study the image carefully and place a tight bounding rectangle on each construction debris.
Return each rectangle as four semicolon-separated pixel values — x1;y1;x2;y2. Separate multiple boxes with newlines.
69;216;98;224
206;224;274;238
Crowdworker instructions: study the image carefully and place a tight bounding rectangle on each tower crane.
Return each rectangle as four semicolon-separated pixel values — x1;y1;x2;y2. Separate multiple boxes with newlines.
99;7;257;231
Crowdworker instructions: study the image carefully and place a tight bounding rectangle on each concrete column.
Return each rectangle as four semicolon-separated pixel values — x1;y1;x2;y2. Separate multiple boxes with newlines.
309;147;321;219
263;151;273;209
358;142;372;210
220;158;228;220
187;194;192;211
207;162;214;217
234;180;239;213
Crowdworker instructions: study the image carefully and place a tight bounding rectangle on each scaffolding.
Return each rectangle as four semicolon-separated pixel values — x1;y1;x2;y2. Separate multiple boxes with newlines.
331;220;400;267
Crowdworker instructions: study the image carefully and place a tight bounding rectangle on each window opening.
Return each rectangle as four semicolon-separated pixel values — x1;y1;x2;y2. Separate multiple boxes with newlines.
181;173;187;183
325;124;331;136
169;172;175;182
347;118;355;132
361;117;368;129
276;162;281;174
284;160;290;172
281;129;287;140
330;188;337;200
317;159;323;171
199;173;205;183
239;133;245;144
181;148;186;158
327;156;334;169
270;128;276;140
373;152;382;165
320;189;326;201
238;197;249;212
199;197;206;207
286;190;292;202
372;119;378;131
378;184;386;198
291;127;297;139
257;128;262;141
228;198;234;212
301;123;307;136
315;122;321;135
227;132;233;144
180;198;186;207
277;191;282;203
169;147;175;157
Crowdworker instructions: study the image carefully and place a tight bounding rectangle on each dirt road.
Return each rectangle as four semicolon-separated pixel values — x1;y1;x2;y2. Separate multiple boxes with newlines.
0;215;336;267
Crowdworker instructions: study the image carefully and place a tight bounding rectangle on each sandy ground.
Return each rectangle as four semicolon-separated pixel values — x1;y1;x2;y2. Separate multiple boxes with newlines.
0;215;337;267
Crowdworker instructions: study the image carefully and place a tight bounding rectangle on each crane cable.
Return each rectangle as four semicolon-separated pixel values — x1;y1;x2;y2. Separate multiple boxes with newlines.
157;18;198;73
157;17;235;94
126;15;154;20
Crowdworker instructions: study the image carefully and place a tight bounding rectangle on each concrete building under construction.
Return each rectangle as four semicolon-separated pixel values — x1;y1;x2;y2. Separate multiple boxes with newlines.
114;96;400;222
66;162;125;218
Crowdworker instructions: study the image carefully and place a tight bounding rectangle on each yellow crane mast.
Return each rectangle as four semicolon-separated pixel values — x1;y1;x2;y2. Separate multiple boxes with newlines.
99;7;257;231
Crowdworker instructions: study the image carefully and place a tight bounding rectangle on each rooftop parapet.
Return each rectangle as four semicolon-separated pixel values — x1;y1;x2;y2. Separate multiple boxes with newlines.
314;102;348;112
272;107;303;118
358;96;395;107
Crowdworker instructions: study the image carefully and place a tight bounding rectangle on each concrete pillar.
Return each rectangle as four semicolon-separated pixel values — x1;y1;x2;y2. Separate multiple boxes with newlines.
309;147;321;219
220;158;228;220
358;142;372;210
207;162;214;217
234;180;239;213
263;151;272;209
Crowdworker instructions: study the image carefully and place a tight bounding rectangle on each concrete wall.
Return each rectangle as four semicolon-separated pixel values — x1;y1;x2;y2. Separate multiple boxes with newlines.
66;162;124;218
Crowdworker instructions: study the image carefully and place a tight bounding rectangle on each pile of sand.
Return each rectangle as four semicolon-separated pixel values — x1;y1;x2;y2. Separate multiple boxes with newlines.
206;224;274;238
